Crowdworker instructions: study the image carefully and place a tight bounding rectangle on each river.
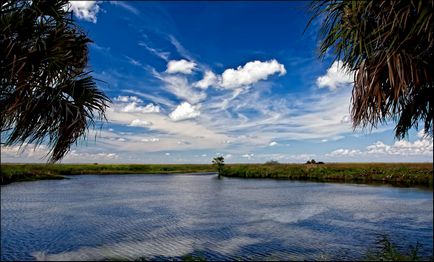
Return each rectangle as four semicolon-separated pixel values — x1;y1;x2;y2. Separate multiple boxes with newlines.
1;173;432;261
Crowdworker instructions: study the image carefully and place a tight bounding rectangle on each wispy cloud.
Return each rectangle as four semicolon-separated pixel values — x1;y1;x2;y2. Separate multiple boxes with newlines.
138;42;170;61
110;1;140;15
154;73;207;104
168;35;195;60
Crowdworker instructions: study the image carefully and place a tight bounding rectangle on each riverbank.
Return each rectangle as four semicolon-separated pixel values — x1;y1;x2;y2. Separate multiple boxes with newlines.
1;163;432;187
0;164;215;185
221;163;433;187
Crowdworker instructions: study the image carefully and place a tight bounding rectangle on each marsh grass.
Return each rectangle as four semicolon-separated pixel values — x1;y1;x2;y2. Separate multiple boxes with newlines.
1;162;432;187
221;163;433;187
366;235;430;261
0;163;215;185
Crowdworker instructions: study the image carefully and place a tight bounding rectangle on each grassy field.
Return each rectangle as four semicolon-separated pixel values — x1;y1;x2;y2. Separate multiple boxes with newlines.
221;163;433;187
0;163;215;185
1;162;432;187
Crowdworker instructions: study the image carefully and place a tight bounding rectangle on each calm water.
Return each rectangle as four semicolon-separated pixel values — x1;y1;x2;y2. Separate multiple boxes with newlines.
1;174;433;261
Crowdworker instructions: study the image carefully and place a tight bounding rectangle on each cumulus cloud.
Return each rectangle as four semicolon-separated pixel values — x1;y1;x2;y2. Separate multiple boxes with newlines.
1;143;119;162
269;141;278;147
114;96;142;103
327;149;362;157
242;153;254;159
129;119;152;127
121;102;160;113
169;102;200;121
141;138;160;142
1;144;49;159
166;59;197;74
366;137;433;156
69;151;119;160
113;96;160;113
317;61;353;90
220;59;286;89
326;134;432;158
194;70;218;89
68;1;101;23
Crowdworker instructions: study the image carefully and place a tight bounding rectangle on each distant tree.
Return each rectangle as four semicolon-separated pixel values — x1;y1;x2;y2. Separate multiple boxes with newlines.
265;160;280;165
212;156;225;176
308;0;433;138
306;159;317;164
1;0;109;162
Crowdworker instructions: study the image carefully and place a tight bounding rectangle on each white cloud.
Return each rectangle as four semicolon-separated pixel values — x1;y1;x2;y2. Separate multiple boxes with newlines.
125;56;142;67
165;153;171;156
158;75;206;104
327;149;362;157
340;115;351;124
69;151;119;160
121;102;160;113
317;60;353;90
220;59;286;89
225;154;232;159
110;1;140;15
269;141;278;147
288;154;316;161
169;102;200;121
114;96;142;103
194;70;218;89
141;138;160;142
113;96;160;114
326;134;432;159
242;153;254;159
129;119;152;127
138;42;170;61
366;137;433;156
166;59;197;74
68;1;101;23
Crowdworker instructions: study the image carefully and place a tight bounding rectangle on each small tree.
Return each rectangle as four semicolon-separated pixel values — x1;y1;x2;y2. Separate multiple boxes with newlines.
212;156;225;176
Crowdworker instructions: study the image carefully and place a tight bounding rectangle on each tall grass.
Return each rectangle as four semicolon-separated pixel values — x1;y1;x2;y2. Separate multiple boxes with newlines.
1;163;432;187
221;163;433;187
0;163;216;185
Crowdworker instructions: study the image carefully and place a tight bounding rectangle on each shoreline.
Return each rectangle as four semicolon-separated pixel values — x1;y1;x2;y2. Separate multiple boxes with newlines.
1;163;432;188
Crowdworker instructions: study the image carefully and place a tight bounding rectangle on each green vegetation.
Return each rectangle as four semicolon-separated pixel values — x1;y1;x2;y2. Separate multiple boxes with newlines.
366;235;430;261
0;163;215;185
212;156;225;176
220;163;433;187
1;163;432;188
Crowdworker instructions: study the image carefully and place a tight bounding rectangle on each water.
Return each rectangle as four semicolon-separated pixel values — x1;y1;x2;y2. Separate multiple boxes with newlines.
1;174;433;261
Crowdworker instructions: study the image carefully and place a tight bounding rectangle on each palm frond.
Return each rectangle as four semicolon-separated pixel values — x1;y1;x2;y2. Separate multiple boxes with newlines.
309;0;433;138
1;0;109;162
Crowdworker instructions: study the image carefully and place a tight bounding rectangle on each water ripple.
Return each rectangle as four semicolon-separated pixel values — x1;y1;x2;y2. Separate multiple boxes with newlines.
1;174;433;261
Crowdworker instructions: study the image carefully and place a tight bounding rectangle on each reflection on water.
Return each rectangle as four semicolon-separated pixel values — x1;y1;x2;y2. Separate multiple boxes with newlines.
1;174;433;261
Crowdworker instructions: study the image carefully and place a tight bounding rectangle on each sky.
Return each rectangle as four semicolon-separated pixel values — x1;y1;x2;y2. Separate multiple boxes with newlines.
2;1;433;164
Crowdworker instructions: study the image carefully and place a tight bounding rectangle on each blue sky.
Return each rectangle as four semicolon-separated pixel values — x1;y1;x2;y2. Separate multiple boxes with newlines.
3;1;433;163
